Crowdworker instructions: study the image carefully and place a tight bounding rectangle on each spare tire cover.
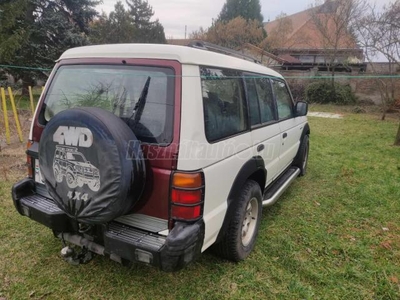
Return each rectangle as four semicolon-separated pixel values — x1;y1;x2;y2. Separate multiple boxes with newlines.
39;107;146;224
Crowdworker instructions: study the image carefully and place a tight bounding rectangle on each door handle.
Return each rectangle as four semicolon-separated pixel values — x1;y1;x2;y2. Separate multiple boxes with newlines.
257;144;265;152
283;133;288;139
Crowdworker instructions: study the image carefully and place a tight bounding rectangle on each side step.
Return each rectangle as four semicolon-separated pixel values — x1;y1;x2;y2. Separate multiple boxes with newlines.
263;167;300;207
115;214;168;235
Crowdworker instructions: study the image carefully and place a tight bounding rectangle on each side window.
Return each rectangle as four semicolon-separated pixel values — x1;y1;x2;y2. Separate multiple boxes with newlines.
244;78;261;126
254;77;276;123
272;80;294;120
201;67;248;142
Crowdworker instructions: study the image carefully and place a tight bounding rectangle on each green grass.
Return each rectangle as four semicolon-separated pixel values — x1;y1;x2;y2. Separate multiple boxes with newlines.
7;94;40;112
1;108;400;299
0;88;41;112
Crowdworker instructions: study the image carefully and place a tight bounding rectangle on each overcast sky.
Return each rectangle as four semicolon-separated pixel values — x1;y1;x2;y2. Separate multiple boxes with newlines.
98;0;393;39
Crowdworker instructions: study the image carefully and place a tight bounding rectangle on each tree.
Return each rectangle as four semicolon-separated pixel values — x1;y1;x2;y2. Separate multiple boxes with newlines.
90;2;135;44
198;17;265;49
125;0;166;43
189;27;208;40
218;0;263;23
0;0;100;93
353;0;400;144
309;0;367;85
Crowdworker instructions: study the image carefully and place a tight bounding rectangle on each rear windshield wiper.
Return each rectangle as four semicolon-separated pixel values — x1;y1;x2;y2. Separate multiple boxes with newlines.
128;76;151;129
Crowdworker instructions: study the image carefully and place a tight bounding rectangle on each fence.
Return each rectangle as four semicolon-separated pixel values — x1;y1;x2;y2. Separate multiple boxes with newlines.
1;64;400;148
0;86;43;145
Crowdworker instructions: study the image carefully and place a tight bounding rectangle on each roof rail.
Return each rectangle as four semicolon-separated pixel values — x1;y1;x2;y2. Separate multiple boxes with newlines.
187;40;261;64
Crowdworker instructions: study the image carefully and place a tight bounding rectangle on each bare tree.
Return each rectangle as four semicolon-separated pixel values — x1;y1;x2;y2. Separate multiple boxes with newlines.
189;17;265;50
263;13;294;51
310;0;367;85
353;0;400;144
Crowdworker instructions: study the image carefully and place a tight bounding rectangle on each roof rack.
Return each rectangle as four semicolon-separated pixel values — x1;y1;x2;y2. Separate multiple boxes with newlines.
187;40;261;64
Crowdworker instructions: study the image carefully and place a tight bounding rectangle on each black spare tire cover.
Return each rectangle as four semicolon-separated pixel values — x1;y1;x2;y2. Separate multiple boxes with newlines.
39;107;146;224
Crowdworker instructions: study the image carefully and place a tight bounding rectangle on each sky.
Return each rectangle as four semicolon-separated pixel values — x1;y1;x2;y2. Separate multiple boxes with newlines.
98;0;394;39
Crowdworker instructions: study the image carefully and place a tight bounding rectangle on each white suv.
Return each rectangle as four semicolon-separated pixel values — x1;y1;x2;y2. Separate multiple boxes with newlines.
12;42;309;271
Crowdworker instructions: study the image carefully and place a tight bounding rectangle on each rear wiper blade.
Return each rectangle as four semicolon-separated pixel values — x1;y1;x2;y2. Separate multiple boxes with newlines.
128;76;151;128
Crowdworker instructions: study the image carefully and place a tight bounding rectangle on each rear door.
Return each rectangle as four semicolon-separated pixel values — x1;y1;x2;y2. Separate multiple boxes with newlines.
271;79;302;169
245;75;282;186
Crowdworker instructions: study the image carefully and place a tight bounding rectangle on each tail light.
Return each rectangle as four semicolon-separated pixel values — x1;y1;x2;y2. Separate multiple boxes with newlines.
170;171;204;222
27;141;33;178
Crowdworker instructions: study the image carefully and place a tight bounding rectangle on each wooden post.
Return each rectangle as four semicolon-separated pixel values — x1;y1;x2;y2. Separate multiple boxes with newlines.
1;88;11;145
28;86;35;115
7;87;23;142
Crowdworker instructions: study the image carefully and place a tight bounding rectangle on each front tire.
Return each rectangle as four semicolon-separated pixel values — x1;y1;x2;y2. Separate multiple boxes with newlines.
66;171;77;189
212;180;262;262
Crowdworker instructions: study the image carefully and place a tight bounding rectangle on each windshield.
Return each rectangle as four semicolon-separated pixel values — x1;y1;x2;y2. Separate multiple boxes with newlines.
66;152;87;163
42;65;175;144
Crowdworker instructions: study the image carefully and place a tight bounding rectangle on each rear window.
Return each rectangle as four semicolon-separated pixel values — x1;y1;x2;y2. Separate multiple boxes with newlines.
42;65;175;144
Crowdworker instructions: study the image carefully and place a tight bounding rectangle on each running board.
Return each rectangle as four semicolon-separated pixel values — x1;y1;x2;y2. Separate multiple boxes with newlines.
262;167;300;207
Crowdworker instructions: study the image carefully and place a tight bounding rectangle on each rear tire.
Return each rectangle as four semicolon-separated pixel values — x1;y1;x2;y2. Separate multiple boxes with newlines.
212;180;262;262
53;165;63;183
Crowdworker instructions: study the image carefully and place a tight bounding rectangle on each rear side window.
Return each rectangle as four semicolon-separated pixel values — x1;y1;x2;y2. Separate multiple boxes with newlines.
201;67;247;142
272;80;294;120
42;65;175;144
254;77;276;123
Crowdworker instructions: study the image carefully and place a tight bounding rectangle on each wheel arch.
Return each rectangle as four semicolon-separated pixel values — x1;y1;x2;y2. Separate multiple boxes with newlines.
215;156;266;243
293;122;310;166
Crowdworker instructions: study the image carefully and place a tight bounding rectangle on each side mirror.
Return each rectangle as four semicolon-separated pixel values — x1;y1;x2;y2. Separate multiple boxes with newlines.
295;101;308;117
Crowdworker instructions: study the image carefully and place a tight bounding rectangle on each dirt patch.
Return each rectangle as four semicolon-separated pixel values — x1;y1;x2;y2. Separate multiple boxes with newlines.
0;110;31;148
0;110;31;181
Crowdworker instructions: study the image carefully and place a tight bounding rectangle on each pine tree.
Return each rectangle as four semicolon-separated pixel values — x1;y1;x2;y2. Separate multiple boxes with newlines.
125;0;166;43
0;0;100;93
218;0;264;23
90;2;136;44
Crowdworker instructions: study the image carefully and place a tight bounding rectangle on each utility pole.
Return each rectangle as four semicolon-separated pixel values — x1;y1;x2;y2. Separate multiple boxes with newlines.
185;25;187;39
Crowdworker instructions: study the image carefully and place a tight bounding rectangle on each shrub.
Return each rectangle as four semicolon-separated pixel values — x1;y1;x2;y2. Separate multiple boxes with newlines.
305;81;357;105
286;80;306;102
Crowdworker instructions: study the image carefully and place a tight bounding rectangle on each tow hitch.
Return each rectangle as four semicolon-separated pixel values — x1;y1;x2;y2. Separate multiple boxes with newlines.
59;233;104;265
61;245;93;265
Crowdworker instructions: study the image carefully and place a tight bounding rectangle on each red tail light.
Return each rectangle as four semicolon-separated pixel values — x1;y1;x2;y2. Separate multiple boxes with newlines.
171;189;202;204
171;205;201;220
170;172;204;222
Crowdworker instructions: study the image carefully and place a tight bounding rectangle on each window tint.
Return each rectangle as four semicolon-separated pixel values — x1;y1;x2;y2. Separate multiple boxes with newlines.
43;65;175;144
254;77;276;123
244;78;261;126
272;80;294;120
201;67;247;142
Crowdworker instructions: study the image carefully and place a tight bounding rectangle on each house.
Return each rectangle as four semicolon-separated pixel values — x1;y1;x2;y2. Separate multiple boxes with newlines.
264;0;366;72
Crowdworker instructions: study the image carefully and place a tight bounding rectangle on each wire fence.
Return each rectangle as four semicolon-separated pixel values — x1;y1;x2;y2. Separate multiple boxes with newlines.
0;64;399;148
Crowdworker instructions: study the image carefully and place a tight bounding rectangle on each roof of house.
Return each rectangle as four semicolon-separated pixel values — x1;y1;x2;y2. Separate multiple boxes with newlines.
58;44;283;78
242;43;287;64
264;2;358;50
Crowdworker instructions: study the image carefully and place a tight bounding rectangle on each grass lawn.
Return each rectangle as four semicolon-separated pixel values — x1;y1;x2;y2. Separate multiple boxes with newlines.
0;107;399;299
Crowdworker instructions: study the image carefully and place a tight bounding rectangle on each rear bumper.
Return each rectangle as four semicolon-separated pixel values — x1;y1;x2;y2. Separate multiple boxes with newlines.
12;178;204;272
